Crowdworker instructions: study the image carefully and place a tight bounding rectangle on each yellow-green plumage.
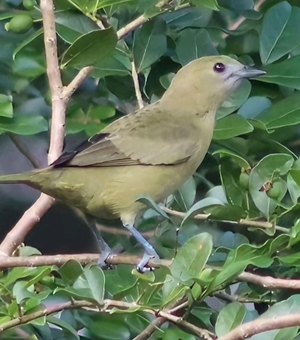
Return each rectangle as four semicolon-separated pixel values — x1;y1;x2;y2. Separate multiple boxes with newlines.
0;56;265;270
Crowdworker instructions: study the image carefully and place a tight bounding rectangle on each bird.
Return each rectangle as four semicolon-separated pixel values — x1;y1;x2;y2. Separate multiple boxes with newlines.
0;56;265;272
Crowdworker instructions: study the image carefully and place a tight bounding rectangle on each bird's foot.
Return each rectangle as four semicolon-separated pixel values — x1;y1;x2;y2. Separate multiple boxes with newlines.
136;251;160;273
97;246;114;270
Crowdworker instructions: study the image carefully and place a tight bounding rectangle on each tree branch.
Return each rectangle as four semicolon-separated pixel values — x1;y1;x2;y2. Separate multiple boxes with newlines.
0;299;138;333
238;271;300;290
0;253;170;269
2;254;300;291
0;0;66;257
220;313;300;340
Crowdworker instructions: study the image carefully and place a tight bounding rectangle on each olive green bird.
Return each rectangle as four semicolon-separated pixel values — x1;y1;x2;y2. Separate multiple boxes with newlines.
0;56;265;272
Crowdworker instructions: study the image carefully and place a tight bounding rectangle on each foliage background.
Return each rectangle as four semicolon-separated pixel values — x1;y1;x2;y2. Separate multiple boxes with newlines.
1;0;300;339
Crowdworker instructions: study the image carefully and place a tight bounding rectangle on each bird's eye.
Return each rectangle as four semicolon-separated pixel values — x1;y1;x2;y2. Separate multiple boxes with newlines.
213;62;226;73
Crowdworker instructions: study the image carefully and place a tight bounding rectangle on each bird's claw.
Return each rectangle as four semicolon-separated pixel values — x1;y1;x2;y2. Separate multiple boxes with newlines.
136;253;159;273
98;252;114;270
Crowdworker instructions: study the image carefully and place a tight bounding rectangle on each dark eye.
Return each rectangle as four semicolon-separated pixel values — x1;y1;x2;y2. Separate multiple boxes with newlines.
213;62;226;73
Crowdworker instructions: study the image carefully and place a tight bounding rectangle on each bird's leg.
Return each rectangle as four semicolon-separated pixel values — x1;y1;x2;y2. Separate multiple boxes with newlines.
123;223;159;273
88;220;113;269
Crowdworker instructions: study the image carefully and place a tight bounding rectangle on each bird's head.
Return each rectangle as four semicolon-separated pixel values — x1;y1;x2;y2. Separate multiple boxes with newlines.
161;55;265;113
189;55;265;90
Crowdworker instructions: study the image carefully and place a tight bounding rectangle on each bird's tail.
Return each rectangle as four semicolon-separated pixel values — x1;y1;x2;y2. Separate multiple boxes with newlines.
0;170;40;185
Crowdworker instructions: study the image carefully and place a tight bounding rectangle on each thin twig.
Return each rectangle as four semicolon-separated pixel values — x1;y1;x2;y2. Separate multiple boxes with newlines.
161;206;289;233
222;0;266;38
220;313;300;340
131;61;144;109
63;66;94;99
134;297;189;339
117;14;149;40
158;311;215;339
215;291;276;304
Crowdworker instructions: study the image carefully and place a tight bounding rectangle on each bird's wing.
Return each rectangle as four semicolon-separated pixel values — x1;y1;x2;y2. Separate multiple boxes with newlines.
52;103;199;167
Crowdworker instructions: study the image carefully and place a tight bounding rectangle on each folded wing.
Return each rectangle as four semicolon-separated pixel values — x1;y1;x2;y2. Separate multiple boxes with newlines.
52;103;199;167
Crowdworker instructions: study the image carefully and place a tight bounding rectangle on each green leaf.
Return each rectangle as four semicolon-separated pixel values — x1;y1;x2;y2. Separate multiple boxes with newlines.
208;204;246;221
88;105;115;120
170;233;213;283
0;115;48;135
133;18;167;72
161;274;188;307
72;265;105;303
61;28;118;69
215;302;246;337
26;267;52;287
258;92;300;130
238;96;272;119
288;219;300;248
13;281;38;303
58;260;84;285
56;12;98;44
212;149;250;169
18;246;41;256
219;159;244;207
217;80;251;118
67;0;102;15
136;196;170;220
175;28;218;66
0;94;13;118
47;316;79;340
13;50;46;78
191;0;220;10
210;238;284;289
278;251;300;266
3;268;35;287
94;47;131;78
249;154;294;218
96;0;135;9
214;115;253;140
104;266;137;297
66;108;106;135
259;56;300;89
260;2;300;64
181;197;224;226
287;171;300;204
163;7;212;30
174;177;196;211
87;318;131;340
13;28;43;60
219;0;254;11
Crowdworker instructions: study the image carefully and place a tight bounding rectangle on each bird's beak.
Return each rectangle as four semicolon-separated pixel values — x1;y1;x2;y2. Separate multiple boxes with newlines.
234;66;266;79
